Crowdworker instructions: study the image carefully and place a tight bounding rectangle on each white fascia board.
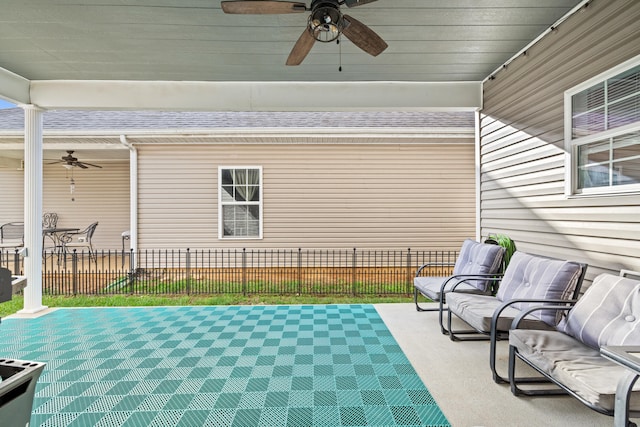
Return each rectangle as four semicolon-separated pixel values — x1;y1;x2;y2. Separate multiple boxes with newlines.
29;80;482;111
0;67;30;104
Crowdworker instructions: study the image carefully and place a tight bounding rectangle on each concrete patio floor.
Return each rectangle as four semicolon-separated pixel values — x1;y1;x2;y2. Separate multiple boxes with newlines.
376;303;629;427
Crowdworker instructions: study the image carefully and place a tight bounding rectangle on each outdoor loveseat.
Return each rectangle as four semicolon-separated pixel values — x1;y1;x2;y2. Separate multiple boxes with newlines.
444;251;587;382
509;272;640;426
413;238;504;334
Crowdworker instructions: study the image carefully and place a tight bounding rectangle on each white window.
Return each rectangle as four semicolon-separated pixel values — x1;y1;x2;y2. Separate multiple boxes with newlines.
565;55;640;196
218;167;262;239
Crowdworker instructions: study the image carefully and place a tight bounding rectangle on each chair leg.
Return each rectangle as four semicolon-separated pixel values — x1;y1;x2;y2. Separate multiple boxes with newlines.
438;297;449;335
414;287;437;312
490;330;508;383
447;309;490;342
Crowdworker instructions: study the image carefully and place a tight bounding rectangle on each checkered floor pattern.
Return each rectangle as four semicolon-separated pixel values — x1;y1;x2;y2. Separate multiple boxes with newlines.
0;305;449;426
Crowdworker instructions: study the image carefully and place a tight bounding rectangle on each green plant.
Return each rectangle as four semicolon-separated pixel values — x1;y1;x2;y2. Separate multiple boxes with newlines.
486;233;517;270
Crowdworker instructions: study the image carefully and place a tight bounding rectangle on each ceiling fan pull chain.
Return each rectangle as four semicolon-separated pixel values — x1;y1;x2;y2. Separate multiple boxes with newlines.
338;37;342;72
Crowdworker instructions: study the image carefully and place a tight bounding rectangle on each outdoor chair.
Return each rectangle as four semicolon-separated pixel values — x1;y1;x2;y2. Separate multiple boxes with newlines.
413;239;505;335
445;251;587;383
0;222;24;249
42;212;59;253
61;221;98;262
0;222;24;267
508;273;640;425
42;212;58;229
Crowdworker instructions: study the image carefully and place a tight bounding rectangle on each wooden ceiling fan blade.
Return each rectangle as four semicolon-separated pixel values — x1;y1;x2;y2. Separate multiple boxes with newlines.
79;162;102;169
221;1;306;14
343;0;379;8
286;28;316;66
342;14;388;57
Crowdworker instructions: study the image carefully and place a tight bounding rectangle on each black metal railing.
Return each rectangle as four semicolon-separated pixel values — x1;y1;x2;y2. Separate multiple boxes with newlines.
1;248;458;296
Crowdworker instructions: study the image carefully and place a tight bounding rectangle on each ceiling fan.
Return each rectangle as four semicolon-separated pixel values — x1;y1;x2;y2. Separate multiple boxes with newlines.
221;0;388;65
50;151;102;169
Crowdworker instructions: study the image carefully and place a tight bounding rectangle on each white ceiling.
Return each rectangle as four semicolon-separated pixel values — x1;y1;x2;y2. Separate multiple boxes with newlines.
0;0;584;111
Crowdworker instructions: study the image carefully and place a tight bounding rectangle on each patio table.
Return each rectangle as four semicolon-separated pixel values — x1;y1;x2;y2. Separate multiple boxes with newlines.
600;345;640;427
43;227;80;254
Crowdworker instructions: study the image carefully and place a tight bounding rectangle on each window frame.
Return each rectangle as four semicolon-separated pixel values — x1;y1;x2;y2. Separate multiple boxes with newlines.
218;166;263;240
564;54;640;197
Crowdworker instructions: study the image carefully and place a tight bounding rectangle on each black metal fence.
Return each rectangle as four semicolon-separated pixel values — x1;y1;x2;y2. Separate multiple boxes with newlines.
1;248;458;296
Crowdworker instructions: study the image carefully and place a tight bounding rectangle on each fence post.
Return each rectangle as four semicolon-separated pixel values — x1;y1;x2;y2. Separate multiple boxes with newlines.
352;248;357;296
186;248;191;295
72;249;78;296
296;248;302;295
406;248;412;291
128;248;135;294
242;248;247;296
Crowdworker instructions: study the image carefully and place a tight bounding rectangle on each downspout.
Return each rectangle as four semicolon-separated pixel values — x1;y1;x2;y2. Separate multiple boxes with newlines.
119;135;137;255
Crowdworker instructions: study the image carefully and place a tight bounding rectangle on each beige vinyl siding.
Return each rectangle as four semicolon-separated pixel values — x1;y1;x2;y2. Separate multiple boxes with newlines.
41;162;129;249
0;161;129;249
480;0;640;280
0;167;24;224
137;142;475;251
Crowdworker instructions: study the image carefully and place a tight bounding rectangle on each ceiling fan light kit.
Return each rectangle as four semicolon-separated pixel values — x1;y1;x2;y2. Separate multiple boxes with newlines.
221;0;387;65
309;1;343;43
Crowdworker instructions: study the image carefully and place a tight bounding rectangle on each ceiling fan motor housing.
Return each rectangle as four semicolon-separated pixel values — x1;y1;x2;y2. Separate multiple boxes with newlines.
308;0;343;42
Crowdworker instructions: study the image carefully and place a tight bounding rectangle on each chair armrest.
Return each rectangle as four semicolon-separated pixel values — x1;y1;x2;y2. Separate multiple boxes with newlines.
509;303;575;330
415;262;455;277
490;298;577;339
448;273;504;294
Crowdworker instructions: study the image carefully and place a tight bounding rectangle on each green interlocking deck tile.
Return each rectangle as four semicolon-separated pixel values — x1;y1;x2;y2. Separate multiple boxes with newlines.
361;389;387;406
390;405;422;426
232;408;262;426
214;392;242;409
287;407;313;427
144;368;172;380
313;405;341;426
163;393;196;410
112;394;148;411
415;405;451;427
364;405;396;426
58;381;94;397
120;411;159;427
340;406;368;426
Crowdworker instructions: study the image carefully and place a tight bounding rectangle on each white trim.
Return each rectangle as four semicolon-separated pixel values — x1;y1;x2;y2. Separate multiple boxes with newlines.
28;80;483;111
218;166;263;240
0;67;30;105
565;55;640;99
564;54;640;197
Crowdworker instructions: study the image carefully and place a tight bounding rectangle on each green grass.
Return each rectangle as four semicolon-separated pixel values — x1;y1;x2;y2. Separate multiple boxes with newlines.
0;294;412;318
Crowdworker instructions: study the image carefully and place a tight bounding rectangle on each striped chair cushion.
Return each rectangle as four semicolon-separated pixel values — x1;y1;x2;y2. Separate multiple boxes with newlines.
559;273;640;349
495;251;584;326
451;239;504;291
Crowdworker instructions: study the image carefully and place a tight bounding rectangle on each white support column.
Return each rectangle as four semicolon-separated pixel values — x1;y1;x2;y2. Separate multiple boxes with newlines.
20;105;47;314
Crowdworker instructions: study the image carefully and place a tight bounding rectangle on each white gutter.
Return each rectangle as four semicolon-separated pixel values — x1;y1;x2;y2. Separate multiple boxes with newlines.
119;135;137;257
